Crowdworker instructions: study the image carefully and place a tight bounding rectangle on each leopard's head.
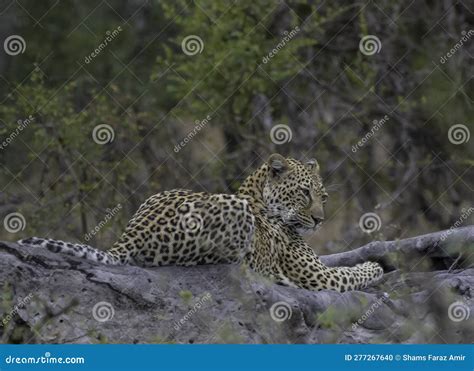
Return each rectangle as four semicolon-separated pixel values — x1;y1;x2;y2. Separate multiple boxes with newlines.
262;153;328;233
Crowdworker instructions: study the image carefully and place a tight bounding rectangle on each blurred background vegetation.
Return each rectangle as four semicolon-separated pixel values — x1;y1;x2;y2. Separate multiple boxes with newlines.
0;0;472;253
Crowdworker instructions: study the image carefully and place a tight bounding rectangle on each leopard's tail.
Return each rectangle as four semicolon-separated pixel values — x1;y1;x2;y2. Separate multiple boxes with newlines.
18;237;122;265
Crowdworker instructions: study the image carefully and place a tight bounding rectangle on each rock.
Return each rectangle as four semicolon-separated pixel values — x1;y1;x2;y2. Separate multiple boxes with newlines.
0;227;472;344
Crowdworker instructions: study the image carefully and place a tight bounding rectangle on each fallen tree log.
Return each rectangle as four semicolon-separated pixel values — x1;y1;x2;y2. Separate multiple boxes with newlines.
0;227;472;344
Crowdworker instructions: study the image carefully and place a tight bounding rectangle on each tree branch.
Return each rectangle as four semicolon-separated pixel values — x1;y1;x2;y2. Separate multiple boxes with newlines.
320;226;474;270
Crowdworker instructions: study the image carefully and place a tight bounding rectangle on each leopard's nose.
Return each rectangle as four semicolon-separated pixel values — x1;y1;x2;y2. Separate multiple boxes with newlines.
311;215;324;225
310;205;324;225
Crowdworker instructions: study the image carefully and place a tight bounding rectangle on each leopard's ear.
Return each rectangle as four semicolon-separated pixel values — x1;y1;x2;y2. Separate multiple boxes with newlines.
268;153;289;178
306;158;320;173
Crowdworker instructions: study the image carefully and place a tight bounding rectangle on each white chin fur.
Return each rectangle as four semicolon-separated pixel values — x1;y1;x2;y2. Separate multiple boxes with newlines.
297;223;321;235
297;227;314;236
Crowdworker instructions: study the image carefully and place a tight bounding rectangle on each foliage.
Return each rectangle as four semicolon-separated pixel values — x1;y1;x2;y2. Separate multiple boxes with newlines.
0;0;472;251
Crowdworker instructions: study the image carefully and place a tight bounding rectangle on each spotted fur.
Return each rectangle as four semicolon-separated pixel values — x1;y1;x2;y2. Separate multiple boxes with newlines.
19;154;383;292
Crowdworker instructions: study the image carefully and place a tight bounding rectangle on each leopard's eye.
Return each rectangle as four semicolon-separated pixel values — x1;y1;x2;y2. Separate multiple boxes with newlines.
321;193;328;203
301;187;311;197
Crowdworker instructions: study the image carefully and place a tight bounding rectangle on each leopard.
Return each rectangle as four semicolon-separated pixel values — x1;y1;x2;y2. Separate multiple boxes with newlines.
18;153;383;292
